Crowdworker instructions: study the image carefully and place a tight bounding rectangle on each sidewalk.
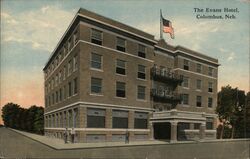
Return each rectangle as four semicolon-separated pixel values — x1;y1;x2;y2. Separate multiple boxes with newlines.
11;129;169;150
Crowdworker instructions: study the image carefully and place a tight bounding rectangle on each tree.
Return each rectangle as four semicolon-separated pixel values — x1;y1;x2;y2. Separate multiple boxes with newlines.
33;107;44;134
216;85;246;138
1;103;21;128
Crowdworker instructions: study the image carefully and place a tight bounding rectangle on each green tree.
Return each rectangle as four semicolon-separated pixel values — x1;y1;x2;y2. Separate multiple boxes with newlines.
216;85;246;138
1;103;21;128
33;107;44;134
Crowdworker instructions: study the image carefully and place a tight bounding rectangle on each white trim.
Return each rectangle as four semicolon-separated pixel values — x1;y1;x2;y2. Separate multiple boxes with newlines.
45;101;153;115
155;45;219;66
80;40;154;63
77;13;157;44
177;55;218;69
173;68;217;80
80;21;155;49
154;50;174;59
45;127;150;132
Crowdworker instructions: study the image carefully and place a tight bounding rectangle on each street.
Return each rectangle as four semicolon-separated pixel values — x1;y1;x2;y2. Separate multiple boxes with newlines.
0;127;249;159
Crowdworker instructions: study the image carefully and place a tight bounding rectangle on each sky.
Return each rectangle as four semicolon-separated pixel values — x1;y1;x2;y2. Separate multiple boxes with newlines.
0;0;249;124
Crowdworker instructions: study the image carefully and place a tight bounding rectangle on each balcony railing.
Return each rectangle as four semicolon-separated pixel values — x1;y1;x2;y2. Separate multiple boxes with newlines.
151;67;183;84
151;88;181;103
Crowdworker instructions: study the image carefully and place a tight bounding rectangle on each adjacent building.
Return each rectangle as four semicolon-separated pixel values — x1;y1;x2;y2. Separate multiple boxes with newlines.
43;8;219;142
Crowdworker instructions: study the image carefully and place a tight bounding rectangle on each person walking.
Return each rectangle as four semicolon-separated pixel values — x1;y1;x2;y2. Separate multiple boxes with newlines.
71;127;75;143
125;130;129;144
64;128;68;144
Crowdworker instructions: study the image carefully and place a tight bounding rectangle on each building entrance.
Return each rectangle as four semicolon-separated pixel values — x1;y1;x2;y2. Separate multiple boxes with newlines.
153;122;171;140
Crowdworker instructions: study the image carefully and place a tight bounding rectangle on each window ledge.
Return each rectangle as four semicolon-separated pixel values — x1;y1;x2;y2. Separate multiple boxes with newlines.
90;68;103;72
182;104;190;107
116;73;127;77
90;93;104;96
136;99;147;102
137;78;147;81
115;96;127;99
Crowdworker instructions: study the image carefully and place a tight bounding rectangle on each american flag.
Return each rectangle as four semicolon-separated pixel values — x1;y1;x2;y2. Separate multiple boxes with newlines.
162;17;174;39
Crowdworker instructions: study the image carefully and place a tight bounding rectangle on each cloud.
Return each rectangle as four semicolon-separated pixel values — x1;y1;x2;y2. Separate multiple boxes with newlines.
227;52;235;61
1;6;74;52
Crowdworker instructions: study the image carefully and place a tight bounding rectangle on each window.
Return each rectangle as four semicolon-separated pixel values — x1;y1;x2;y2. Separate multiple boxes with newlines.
64;45;67;55
116;82;126;97
194;123;201;129
208;82;213;92
59;88;62;101
64;85;67;99
197;63;202;73
52;93;55;105
68;82;72;97
206;118;213;130
58;52;62;62
73;30;78;45
63;66;66;80
68;38;71;52
183;59;189;70
196;96;202;107
91;29;102;45
137;86;146;100
116;37;126;52
112;110;128;128
51;78;54;89
134;112;148;129
182;94;189;105
73;55;78;72
59;71;62;83
87;108;105;128
208;67;213;76
182;76;189;88
91;77;102;94
56;91;58;103
73;78;78;95
196;79;202;90
138;44;146;58
91;53;102;69
208;97;213;108
55;74;58;86
138;65;146;79
48;96;51;106
116;59;126;75
68;60;72;76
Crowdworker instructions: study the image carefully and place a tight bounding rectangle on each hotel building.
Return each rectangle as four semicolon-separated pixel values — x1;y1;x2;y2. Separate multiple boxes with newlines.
43;8;219;142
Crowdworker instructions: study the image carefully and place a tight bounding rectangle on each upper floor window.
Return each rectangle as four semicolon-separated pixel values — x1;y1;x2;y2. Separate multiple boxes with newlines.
68;60;72;76
183;59;189;70
208;67;213;76
116;82;126;98
138;65;146;79
73;30;78;45
138;44;146;58
116;59;126;75
68;38;72;52
182;76;189;88
91;53;102;70
91;77;102;94
59;88;62;102
91;29;102;45
208;97;213;108
196;63;202;73
182;94;189;105
68;82;72;97
64;45;67;55
73;77;78;95
59;71;62;83
196;79;202;90
137;86;146;100
196;96;202;107
116;37;126;52
55;74;58;86
63;66;66;80
208;82;213;92
73;54;78;72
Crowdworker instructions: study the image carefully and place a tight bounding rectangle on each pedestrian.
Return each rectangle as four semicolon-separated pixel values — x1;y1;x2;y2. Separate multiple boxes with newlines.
125;130;129;144
71;127;75;143
64;128;68;144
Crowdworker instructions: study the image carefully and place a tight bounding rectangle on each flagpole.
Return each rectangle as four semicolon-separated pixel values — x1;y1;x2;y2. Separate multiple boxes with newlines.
160;9;163;39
